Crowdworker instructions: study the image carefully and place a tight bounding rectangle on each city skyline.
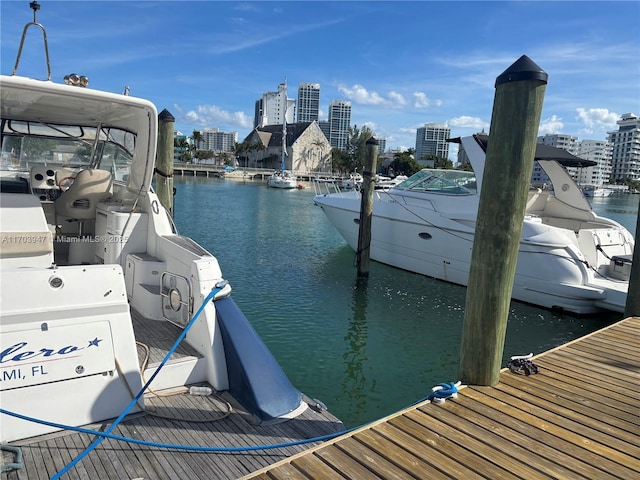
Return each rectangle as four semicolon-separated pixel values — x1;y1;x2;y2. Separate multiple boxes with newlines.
1;1;638;158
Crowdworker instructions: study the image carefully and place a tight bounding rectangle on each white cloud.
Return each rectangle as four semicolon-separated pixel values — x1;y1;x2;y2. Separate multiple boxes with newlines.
388;91;407;107
338;84;386;105
413;91;431;108
178;104;253;129
448;116;488;130
575;108;619;134
413;92;443;109
538;115;564;135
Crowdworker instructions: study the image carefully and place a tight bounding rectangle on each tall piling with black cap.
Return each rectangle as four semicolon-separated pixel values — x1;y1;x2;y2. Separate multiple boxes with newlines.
356;137;379;277
156;108;175;215
459;56;548;386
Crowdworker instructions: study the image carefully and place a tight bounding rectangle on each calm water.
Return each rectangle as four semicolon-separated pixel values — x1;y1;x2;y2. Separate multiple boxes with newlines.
173;177;638;428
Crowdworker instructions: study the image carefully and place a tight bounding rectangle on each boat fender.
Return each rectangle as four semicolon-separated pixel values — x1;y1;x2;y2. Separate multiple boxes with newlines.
427;381;462;404
507;353;540;375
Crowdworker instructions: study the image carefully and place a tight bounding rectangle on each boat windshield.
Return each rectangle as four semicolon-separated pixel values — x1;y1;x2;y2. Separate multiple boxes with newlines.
1;119;135;183
393;169;477;194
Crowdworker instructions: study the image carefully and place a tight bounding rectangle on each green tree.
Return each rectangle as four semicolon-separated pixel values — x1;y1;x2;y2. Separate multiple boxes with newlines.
389;149;421;177
427;154;454;169
331;147;351;173
345;125;374;172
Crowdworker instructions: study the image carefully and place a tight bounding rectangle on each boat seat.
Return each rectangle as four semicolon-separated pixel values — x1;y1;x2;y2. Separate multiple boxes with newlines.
55;169;112;235
526;189;549;212
0;193;54;268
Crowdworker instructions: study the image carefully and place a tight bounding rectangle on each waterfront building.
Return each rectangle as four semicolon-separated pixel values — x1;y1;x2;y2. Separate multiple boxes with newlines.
297;82;320;123
328;100;351;150
195;128;238;153
254;82;295;128
240;121;331;173
415;123;450;166
607;113;640;182
537;133;579;154
575;139;612;186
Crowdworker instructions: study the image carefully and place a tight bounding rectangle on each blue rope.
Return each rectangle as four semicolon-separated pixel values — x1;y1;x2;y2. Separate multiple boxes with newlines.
0;445;23;473
424;381;461;403
0;407;352;452
51;284;224;479
0;380;462;457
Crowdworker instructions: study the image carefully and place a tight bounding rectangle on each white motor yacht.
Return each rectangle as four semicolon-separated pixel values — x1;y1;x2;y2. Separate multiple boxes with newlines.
314;134;634;315
0;4;326;446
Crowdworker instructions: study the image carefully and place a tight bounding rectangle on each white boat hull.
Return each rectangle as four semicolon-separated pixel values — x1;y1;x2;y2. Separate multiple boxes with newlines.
315;161;633;316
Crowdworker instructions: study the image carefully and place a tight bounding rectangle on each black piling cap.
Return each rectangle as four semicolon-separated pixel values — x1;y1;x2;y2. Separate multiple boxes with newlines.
366;136;379;145
158;108;175;122
495;55;548;87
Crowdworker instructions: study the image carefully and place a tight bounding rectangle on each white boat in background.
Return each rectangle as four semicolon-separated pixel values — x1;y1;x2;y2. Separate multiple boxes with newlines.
580;184;613;198
314;134;634;315
267;169;299;188
340;173;363;190
266;86;299;189
375;174;408;190
0;3;339;454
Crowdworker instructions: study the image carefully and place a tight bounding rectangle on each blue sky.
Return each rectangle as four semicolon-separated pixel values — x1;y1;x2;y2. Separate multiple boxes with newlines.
2;0;638;156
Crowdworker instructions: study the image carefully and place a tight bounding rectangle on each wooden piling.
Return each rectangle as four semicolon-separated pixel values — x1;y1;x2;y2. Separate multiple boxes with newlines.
156;108;175;215
459;56;548;386
624;206;640;316
356;137;378;277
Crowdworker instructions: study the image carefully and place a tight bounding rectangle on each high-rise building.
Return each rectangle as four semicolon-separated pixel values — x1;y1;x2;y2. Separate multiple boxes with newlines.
254;82;295;128
376;137;386;154
537;133;578;154
328;100;351;150
415;123;450;165
297;82;320;123
196;128;238;153
575;139;612;186
607;113;640;182
318;121;330;143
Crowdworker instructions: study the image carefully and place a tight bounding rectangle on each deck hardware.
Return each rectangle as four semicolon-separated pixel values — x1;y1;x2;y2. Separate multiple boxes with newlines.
49;276;63;289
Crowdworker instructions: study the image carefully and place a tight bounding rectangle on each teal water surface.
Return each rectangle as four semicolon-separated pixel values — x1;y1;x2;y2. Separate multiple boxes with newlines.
173;177;637;428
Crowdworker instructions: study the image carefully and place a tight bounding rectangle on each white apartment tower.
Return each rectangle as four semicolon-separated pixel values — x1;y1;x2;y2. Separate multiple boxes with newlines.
196;128;238;153
297;82;320;123
575;140;612;186
328;100;351;150
537;133;578;154
254;82;295;128
415;123;450;165
607;113;640;182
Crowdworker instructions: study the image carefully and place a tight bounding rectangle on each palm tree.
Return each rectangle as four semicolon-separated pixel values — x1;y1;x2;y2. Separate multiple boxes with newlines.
191;130;203;164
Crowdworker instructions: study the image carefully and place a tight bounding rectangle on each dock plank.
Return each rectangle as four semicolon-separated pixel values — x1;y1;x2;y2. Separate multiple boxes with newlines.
244;316;640;480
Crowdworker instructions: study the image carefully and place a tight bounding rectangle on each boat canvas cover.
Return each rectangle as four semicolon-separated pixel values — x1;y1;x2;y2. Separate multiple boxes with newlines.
0;75;158;197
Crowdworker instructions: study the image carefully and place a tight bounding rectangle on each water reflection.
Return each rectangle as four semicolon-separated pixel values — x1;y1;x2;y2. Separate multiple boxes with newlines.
341;277;374;420
173;178;634;428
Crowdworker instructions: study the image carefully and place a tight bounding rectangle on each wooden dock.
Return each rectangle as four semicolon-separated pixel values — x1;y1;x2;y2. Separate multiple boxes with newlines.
2;317;638;479
0;312;344;480
244;316;640;480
